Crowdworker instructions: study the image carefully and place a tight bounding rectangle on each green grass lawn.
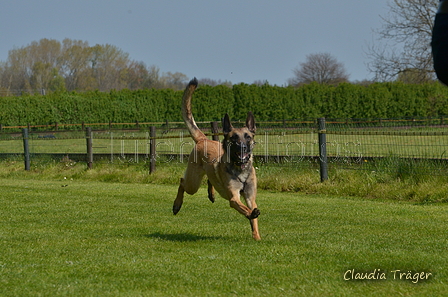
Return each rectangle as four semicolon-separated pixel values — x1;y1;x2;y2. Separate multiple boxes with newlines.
0;177;447;296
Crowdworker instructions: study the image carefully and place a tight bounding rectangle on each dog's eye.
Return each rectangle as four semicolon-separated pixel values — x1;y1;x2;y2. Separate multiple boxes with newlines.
244;133;252;141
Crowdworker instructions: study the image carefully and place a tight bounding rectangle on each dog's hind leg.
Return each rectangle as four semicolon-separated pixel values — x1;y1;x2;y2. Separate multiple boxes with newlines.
207;180;215;203
173;178;185;215
173;162;205;215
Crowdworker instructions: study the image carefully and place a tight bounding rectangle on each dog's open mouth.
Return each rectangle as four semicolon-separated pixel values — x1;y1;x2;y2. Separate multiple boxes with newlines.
235;151;251;163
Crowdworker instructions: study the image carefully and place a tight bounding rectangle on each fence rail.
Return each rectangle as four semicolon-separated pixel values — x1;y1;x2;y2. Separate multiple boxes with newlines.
1;118;447;179
1;116;448;131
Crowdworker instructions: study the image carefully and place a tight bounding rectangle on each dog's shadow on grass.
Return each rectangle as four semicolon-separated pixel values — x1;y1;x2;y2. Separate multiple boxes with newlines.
144;232;225;242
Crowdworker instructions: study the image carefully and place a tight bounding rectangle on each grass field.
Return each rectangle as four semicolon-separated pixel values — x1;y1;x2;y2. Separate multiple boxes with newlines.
0;157;447;203
1;177;447;296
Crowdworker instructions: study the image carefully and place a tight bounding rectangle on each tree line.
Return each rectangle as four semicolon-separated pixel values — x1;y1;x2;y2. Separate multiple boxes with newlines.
0;82;447;127
0;38;192;94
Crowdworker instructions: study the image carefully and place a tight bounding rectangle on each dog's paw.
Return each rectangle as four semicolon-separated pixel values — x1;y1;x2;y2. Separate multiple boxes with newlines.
249;208;260;219
208;193;215;203
173;204;181;215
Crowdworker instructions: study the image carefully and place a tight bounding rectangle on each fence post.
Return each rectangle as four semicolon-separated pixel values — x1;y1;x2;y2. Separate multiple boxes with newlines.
211;121;219;141
150;126;156;174
86;127;93;169
318;118;328;182
22;128;31;171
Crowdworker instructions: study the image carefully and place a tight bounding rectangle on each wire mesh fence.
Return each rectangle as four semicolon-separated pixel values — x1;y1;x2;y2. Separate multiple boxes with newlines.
0;118;447;177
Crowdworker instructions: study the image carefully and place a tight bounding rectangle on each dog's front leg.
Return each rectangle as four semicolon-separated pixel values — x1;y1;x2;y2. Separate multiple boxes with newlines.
245;198;261;241
229;195;261;240
242;184;261;240
250;218;261;241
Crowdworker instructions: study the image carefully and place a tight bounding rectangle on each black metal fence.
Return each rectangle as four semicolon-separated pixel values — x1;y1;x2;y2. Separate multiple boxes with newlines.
1;117;448;180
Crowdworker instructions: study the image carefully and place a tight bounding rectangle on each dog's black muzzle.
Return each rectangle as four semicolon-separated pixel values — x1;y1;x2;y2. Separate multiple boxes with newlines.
230;142;253;165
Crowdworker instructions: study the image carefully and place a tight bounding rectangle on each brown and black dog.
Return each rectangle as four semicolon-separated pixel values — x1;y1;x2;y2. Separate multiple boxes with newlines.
173;78;261;240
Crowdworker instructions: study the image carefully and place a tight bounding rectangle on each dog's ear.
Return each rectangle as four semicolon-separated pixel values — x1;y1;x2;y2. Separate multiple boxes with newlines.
223;113;233;134
246;112;256;134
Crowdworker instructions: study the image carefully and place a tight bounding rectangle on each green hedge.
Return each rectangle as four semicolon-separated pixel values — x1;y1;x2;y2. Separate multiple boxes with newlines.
1;82;447;126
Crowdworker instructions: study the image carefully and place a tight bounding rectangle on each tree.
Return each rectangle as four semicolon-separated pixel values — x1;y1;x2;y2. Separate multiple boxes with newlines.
397;68;432;84
30;61;52;90
1;38;65;92
198;78;232;87
59;39;92;91
367;0;438;82
90;44;131;91
252;79;269;86
158;72;189;90
288;53;349;86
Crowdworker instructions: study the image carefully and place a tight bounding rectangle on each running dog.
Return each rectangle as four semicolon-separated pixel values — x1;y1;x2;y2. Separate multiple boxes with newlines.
173;78;260;240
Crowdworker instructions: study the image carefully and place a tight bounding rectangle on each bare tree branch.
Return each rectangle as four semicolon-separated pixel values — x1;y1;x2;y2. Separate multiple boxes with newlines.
367;0;438;82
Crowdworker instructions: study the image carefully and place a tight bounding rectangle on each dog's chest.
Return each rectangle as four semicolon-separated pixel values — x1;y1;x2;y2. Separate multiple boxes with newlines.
228;167;251;183
207;162;253;197
224;164;254;193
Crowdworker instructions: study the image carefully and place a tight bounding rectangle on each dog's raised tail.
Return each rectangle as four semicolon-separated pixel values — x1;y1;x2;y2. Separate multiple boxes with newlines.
182;77;207;143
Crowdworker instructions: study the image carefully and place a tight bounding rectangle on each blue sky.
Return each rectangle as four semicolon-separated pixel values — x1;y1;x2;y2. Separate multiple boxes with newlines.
1;0;390;85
